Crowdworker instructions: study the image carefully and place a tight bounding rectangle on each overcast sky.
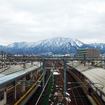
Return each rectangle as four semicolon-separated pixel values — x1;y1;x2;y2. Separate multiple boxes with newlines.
0;0;105;45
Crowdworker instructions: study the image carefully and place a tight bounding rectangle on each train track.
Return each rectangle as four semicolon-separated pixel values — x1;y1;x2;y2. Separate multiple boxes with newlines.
9;61;93;105
66;71;91;105
1;59;104;105
25;61;92;105
26;68;51;105
46;62;92;105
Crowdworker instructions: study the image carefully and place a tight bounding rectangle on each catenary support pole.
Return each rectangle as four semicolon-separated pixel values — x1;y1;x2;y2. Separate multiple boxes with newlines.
42;58;45;88
64;58;66;95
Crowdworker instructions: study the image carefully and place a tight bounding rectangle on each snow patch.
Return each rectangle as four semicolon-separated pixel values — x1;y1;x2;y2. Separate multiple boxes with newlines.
53;72;60;75
54;92;58;96
66;92;70;96
56;85;58;87
51;69;60;75
65;97;71;103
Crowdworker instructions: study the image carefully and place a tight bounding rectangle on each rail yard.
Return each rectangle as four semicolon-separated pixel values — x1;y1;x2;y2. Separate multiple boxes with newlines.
0;56;105;105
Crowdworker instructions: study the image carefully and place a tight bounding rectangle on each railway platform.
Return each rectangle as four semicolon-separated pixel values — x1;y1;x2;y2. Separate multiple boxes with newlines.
68;61;105;104
0;62;42;105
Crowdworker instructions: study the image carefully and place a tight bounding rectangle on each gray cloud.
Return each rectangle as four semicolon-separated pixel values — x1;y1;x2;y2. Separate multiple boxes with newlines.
0;0;105;45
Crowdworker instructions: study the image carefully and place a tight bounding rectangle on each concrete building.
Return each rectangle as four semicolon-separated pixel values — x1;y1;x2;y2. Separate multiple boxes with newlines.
75;48;100;60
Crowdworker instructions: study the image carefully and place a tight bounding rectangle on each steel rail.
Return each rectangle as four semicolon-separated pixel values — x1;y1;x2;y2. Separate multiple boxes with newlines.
14;73;43;105
35;73;51;105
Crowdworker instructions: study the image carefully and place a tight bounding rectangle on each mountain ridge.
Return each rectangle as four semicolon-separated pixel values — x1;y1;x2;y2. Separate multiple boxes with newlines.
0;37;105;55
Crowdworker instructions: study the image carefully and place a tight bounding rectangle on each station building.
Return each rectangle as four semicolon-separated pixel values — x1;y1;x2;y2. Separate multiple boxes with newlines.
75;48;100;60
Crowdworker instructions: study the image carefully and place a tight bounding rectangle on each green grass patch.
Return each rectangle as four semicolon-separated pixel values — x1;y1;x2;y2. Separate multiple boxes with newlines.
42;73;54;105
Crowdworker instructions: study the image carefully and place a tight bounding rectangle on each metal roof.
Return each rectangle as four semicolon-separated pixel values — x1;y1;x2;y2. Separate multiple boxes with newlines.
0;71;26;88
0;62;41;88
67;61;105;94
82;68;105;93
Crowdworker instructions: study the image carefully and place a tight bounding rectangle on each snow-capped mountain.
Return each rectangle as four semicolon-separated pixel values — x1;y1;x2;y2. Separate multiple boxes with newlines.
7;42;35;48
89;43;105;53
31;37;84;55
0;37;105;55
89;43;105;49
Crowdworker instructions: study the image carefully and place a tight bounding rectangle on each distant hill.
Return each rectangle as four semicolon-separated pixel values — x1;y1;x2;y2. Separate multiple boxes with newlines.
0;37;105;55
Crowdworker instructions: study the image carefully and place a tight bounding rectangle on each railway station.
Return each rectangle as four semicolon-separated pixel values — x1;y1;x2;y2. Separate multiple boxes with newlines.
0;0;105;104
0;61;42;105
0;55;105;105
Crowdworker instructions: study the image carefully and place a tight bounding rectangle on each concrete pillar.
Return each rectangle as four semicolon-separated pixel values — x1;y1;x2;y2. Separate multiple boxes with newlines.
30;72;34;83
34;71;36;80
31;72;34;81
14;81;17;100
30;72;33;79
32;73;35;81
21;77;26;93
0;88;7;105
33;71;36;80
4;88;7;104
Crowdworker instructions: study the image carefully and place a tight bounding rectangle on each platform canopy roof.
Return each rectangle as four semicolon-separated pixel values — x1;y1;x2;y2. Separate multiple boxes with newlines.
82;68;105;93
